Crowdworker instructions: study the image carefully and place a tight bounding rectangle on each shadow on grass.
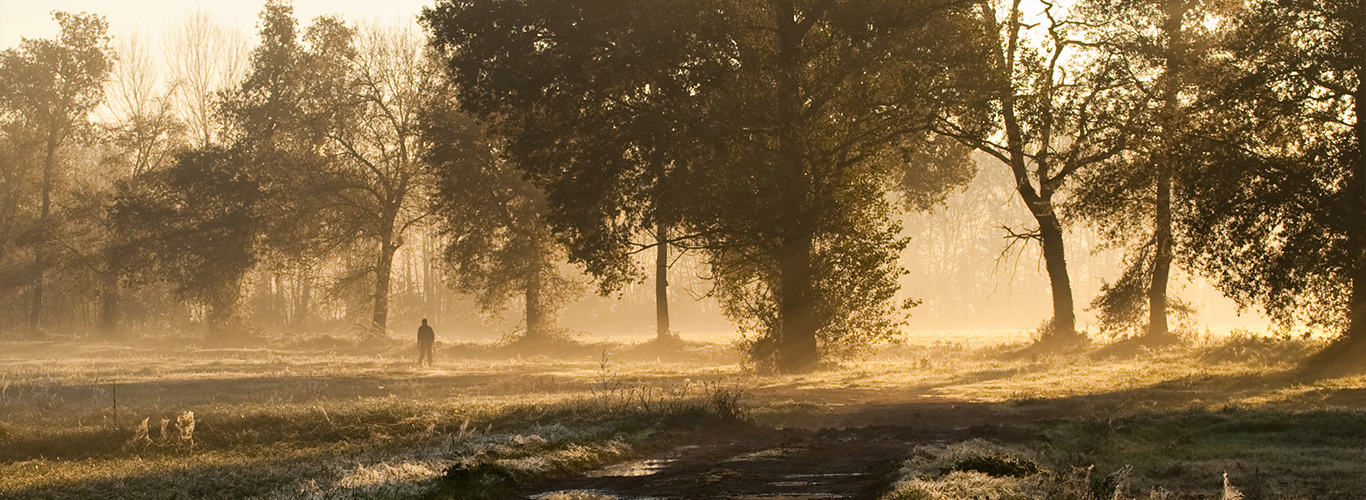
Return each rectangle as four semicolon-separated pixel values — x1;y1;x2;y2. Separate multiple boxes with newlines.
827;368;1366;498
6;446;353;500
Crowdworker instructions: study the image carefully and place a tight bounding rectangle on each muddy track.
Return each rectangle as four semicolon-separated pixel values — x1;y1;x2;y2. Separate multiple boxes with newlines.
511;400;1045;500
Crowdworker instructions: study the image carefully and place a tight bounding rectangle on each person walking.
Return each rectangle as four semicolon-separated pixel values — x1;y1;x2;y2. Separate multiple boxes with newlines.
416;319;435;366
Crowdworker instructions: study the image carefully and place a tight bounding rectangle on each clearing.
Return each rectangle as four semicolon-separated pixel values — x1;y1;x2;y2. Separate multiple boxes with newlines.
2;331;1365;499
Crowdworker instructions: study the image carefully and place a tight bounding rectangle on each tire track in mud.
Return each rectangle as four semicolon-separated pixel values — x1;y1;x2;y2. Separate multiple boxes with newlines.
522;425;927;500
514;400;1039;500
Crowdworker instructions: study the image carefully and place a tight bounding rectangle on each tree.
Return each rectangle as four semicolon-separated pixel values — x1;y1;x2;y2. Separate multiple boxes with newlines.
935;0;1141;344
110;147;263;337
225;10;441;336
222;1;311;154
425;0;991;372
220;1;342;332
311;22;440;336
1179;0;1363;353
98;30;189;334
107;1;309;339
0;12;113;336
0;90;43;336
421;0;716;344
423;103;582;341
1062;0;1233;341
164;9;249;148
106;31;185;177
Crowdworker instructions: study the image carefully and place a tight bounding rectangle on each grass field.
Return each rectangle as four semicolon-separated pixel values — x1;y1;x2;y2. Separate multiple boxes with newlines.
2;330;1365;499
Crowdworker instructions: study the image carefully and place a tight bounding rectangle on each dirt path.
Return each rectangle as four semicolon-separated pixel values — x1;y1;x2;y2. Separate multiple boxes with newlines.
512;398;1045;500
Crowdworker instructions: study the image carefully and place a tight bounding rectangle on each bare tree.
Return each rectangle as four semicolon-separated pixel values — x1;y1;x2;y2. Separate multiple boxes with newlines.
163;10;248;148
106;30;184;176
96;31;187;334
935;0;1140;345
312;22;439;336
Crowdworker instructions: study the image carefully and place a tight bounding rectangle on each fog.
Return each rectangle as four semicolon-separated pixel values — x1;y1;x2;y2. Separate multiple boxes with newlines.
1;0;1358;498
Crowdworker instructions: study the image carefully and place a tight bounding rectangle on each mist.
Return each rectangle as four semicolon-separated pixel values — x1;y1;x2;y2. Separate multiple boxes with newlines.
1;0;1360;498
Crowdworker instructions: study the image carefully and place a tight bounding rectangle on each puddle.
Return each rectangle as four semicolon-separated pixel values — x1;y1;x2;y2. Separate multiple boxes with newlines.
724;447;795;462
782;473;868;479
730;494;847;500
771;481;816;487
531;490;621;500
586;458;676;477
532;490;669;500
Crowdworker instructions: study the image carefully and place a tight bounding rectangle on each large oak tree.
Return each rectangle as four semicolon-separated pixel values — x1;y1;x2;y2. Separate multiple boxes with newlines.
425;0;991;372
1179;0;1363;356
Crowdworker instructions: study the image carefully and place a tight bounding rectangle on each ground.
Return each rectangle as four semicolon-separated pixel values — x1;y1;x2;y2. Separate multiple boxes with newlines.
2;330;1365;499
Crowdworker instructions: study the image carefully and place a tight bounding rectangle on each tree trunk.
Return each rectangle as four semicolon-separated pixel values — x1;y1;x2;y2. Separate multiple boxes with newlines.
1149;167;1173;338
272;272;287;326
771;0;819;372
371;239;396;336
777;232;820;373
1148;0;1187;340
296;265;312;329
99;269;119;336
423;235;435;321
1348;235;1366;346
993;1;1079;346
655;220;671;342
1037;212;1077;341
28;136;58;338
206;284;239;340
1343;69;1366;349
28;262;44;337
525;263;545;340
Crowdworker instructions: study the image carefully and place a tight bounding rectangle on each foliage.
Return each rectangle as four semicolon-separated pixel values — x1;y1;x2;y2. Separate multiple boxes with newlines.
0;12;113;140
424;0;991;371
110;147;263;333
723;179;915;371
0;12;114;334
1062;0;1240;339
421;0;720;296
422;97;584;339
1177;0;1363;343
1088;245;1195;337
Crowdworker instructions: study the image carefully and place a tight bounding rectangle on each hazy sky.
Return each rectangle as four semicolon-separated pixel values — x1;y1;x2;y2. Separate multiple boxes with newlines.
1;0;434;50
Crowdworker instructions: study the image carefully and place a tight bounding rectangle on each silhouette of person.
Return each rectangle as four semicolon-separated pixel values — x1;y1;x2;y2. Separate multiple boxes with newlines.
416;319;435;366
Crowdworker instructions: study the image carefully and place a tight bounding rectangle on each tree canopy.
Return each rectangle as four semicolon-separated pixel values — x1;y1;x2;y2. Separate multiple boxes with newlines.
0;11;113;336
1178;0;1363;349
424;0;992;371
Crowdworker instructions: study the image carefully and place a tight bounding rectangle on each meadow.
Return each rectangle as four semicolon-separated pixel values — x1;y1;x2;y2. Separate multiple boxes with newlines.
2;330;1365;499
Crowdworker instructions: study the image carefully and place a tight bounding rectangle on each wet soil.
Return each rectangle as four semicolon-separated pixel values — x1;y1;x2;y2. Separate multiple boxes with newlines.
512;397;1047;500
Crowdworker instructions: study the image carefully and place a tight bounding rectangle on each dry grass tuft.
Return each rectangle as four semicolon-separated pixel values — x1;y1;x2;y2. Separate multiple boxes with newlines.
175;411;195;445
126;417;151;448
883;440;1050;500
